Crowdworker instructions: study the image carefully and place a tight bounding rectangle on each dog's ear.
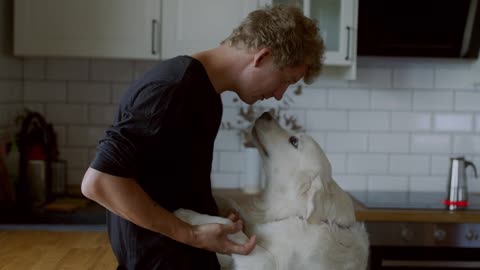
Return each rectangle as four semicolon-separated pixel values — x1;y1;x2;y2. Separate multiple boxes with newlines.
303;173;322;220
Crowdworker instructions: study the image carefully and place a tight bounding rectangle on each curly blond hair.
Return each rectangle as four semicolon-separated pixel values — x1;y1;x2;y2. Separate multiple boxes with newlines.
222;5;325;84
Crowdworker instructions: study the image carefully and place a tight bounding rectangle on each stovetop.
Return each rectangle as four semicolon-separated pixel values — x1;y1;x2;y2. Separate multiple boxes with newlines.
350;191;480;210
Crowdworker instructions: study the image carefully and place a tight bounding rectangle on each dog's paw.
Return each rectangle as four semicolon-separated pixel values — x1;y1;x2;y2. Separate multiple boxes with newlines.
174;208;232;226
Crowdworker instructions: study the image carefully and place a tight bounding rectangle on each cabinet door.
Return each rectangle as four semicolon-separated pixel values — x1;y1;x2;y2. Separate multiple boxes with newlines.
264;0;357;66
309;0;356;66
161;0;259;59
14;0;161;59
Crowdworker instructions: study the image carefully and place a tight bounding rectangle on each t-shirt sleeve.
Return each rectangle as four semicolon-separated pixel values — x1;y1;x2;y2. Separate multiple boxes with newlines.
90;81;178;178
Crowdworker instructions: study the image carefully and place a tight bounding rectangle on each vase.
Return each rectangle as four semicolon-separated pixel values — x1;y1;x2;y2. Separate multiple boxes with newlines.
242;147;263;194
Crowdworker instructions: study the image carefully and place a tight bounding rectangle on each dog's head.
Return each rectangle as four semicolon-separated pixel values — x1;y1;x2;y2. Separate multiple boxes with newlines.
252;112;356;226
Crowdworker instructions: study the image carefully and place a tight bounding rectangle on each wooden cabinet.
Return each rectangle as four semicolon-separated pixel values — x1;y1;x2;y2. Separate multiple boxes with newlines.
14;0;161;59
161;0;259;59
260;0;358;79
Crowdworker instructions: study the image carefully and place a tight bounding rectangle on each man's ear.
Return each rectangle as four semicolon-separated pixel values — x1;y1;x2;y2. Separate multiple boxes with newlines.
253;48;271;67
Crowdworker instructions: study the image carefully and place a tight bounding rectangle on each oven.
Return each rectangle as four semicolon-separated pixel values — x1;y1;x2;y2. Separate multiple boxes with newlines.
367;222;480;270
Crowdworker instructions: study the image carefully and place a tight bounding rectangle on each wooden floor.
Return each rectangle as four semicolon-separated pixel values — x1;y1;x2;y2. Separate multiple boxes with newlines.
0;230;117;270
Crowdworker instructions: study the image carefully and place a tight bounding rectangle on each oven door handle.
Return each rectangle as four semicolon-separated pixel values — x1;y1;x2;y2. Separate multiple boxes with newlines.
382;260;480;268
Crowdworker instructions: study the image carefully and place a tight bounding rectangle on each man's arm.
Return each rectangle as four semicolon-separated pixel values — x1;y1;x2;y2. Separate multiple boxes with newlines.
81;167;256;255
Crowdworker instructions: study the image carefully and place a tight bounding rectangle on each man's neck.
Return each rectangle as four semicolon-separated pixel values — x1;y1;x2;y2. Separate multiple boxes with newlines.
191;45;253;95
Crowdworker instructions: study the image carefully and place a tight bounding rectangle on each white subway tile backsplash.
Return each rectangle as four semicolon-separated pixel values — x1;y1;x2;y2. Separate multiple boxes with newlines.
367;176;408;191
67;126;105;147
90;60;133;82
389;155;430;175
24;81;67;103
211;172;240;188
476;114;480;132
393;68;434;89
347;154;389;174
67;169;86;186
23;103;45;115
431;155;451;176
3;50;479;193
221;91;240;107
46;59;89;81
327;89;369;109
435;68;474;89
219;151;244;173
333;174;368;191
370;89;412;110
59;148;89;169
53;125;67;146
0;58;22;79
46;104;89;124
68;82;111;104
23;58;45;80
409;176;447;192
214;130;241;151
0;81;22;102
308;131;327;147
455;91;480;111
112;83;129;104
327;153;347;174
212;152;220;171
453;135;480;154
348;111;389;131
307;110;347;131
289;88;327;109
89;105;117;125
391;112;431;131
411;134;451;153
433;113;473;132
326;132;368;152
413;90;454;111
369;133;409;153
0;104;22;127
349;67;392;89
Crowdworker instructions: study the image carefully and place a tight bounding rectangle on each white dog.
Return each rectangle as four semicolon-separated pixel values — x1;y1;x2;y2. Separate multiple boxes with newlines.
175;112;369;269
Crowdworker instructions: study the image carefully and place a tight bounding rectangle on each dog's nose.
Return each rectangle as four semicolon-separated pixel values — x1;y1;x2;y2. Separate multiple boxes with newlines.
260;112;273;121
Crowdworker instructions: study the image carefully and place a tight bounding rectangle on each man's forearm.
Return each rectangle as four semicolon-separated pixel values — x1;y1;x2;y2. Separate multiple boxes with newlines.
81;167;193;243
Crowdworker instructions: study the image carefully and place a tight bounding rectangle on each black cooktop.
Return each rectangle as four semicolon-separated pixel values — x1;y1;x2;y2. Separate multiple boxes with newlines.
350;191;480;210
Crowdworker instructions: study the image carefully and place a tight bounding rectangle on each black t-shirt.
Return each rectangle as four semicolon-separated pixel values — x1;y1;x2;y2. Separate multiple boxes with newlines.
90;56;222;270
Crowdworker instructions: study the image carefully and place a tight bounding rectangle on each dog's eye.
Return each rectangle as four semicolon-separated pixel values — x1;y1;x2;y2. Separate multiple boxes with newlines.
289;136;299;148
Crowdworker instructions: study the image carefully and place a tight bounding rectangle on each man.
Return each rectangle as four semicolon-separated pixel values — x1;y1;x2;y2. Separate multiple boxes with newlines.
81;4;324;269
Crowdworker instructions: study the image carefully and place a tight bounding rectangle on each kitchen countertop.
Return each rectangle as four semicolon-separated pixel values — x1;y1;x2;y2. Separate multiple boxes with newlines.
352;194;480;223
213;189;480;224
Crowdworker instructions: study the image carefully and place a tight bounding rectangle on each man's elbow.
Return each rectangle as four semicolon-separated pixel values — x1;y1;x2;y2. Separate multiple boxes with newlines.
81;168;100;200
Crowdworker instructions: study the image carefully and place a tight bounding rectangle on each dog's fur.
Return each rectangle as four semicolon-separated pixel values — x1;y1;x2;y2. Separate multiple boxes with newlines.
174;112;369;269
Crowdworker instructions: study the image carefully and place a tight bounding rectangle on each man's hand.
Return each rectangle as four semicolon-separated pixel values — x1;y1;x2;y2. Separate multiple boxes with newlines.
189;220;256;255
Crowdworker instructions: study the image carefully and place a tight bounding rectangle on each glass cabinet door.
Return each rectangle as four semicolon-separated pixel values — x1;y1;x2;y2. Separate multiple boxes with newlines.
267;0;356;66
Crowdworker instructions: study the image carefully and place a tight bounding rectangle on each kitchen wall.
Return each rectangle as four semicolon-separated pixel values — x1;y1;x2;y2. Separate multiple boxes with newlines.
1;0;479;193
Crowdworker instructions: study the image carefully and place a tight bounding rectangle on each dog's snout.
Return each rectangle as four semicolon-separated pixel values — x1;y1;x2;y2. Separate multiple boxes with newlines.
260;112;273;121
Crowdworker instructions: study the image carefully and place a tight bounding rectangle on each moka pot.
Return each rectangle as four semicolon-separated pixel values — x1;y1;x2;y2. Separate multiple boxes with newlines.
444;157;478;210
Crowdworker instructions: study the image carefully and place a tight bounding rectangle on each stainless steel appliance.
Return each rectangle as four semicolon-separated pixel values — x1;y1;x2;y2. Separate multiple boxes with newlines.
446;157;478;210
351;192;480;269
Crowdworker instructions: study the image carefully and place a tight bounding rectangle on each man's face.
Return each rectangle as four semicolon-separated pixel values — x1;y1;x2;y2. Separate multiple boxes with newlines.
239;54;307;104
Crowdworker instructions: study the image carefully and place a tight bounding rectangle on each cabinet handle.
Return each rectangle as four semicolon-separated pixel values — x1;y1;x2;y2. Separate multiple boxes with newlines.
345;26;351;61
151;19;158;55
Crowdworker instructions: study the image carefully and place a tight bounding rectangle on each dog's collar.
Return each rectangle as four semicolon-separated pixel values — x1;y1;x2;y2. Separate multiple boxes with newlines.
320;219;351;230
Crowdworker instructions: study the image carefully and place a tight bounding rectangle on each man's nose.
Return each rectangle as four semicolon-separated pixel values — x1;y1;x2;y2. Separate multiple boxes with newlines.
273;86;289;100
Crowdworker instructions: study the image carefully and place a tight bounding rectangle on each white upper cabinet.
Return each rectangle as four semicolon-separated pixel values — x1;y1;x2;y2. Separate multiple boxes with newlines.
260;0;358;79
161;0;259;59
14;0;161;59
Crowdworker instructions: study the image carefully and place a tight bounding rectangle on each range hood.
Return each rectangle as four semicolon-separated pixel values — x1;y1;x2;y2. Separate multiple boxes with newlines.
357;0;480;59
